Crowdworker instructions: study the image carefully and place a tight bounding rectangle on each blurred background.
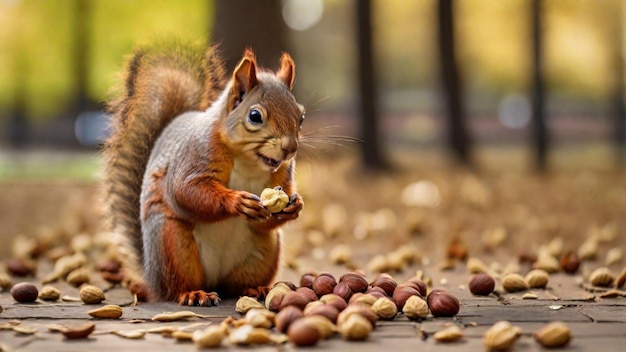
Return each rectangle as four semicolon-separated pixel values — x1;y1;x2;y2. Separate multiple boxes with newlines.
0;0;624;262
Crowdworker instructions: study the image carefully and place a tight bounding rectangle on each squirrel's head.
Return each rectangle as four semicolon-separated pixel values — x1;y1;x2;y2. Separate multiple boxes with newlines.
224;49;304;172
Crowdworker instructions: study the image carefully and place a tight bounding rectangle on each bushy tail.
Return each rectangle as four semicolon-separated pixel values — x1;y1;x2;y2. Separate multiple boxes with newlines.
102;41;226;278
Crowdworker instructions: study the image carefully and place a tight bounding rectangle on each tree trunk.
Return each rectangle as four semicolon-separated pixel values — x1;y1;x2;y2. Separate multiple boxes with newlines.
611;1;625;167
356;0;388;170
530;0;548;171
213;0;288;71
437;0;471;166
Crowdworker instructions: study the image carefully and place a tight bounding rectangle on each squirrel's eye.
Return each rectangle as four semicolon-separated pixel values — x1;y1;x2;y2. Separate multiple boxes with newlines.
248;109;263;124
299;114;305;128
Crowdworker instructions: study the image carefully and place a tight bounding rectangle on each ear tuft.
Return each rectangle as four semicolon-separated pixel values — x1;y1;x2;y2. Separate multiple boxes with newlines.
277;53;296;90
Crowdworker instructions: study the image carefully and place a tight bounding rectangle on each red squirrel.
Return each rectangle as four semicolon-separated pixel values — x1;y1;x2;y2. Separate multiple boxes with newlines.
103;42;304;306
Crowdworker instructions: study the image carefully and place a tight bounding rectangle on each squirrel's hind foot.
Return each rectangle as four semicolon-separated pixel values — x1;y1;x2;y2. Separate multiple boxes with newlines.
178;290;220;306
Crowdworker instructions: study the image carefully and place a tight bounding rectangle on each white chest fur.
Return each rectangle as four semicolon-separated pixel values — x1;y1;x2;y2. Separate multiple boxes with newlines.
193;159;271;286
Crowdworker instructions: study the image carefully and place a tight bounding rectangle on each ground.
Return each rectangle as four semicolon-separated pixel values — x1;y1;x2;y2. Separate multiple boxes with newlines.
0;146;625;351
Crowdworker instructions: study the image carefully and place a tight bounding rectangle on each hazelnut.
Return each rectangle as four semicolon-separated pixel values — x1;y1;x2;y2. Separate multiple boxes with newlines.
501;273;529;293
228;324;272;345
560;252;580;274
370;274;397;296
468;273;495;296
301;315;337;340
296;287;318;302
287;317;320;346
260;187;289;213
235;296;265;314
312;273;337;297
392;286;420;311
371;297;398;320
6;258;36;277
534;321;571;348
11;282;39;303
275;305;303;333
466;257;488;274
333;282;353;302
337;303;378;328
338;313;372;341
483;321;521;351
274;281;297;291
279;291;310;311
339;272;369;293
304;303;339;323
319;294;348;312
403;277;428;296
433;325;464;343
299;272;316;289
38;286;61;301
264;285;291;311
79;285;105;304
589;267;614;287
427;289;460;317
525;269;549;289
349;293;378;306
402;295;429;320
245;308;276;329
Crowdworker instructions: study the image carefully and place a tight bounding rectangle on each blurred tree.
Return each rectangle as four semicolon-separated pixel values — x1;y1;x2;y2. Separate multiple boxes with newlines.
437;0;471;165
611;1;625;166
213;0;288;70
8;51;29;149
531;0;548;171
356;0;388;170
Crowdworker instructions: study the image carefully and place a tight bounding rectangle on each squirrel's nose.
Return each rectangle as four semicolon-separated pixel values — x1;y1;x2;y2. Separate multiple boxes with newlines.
281;136;298;159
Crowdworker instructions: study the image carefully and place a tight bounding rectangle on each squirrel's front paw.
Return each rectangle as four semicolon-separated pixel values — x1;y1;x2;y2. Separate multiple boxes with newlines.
236;192;272;221
178;290;220;306
275;193;303;221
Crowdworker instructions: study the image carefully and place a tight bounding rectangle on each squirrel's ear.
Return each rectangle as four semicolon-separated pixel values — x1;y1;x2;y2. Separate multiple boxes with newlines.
276;53;295;90
229;49;258;111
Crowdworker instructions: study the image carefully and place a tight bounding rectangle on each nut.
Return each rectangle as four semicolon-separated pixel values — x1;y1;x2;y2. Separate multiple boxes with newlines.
264;284;291;311
589;267;614;287
525;269;549;289
38;286;61;301
332;282;353;302
433;325;464;343
337;303;378;328
578;237;598;260
501;273;529;293
329;244;352;265
87;304;123;319
468;273;495;296
299;272;316;289
467;257;488;274
296;287;318;302
339;272;369;293
392;286;420;311
338;313;371;341
304;302;339;323
245;308;275;329
370;273;397;296
62;322;96;339
6;258;36;277
79;285;105;304
403;277;428;296
287;317;321;346
533;253;560;273
279;291;310;311
193;325;226;348
366;286;387;299
402;295;429;320
616;267;626;288
301;315;337;340
228;324;272;345
483;321;521;351
0;272;13;291
66;267;91;287
312;273;337;297
275;305;303;333
260;187;289;213
534;321;571;348
426;289;460;317
349;293;377;306
319;294;348;312
11;282;39;303
235;296;265;314
371;297;398;320
605;247;623;266
560;252;581;274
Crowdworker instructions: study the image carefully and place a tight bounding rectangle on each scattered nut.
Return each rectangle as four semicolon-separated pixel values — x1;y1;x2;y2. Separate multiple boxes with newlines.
589;267;614;287
287;317;320;346
264;284;291;311
337;303;378;328
339;272;369;293
6;258;36;277
333;282;353;302
235;296;265;314
560;252;581;274
66;268;91;287
275;305;303;333
79;285;105;304
427;289;460;317
402;295;429;320
338;313;372;341
301;315;337;340
370;273;397;296
615;267;626;288
578;237;598;261
605;247;623;266
433;325;464;343
38;286;61;301
299;273;316;289
501;273;529;293
319;294;348;312
279;291;310;311
370;297;398;320
0;272;13;291
260;187;289;213
193;324;226;348
483;321;521;351
534;321;571;348
392;286;421;311
88;305;123;319
525;269;549;289
466;257;489;274
522;292;539;300
304;302;339;323
468;273;495;296
62;322;96;340
245;308;275;329
312;273;337;297
228;324;272;345
11;282;39;303
329;244;353;265
533;253;560;273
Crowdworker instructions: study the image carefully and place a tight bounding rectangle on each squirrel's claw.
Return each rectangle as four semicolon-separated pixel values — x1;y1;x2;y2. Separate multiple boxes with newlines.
178;290;220;307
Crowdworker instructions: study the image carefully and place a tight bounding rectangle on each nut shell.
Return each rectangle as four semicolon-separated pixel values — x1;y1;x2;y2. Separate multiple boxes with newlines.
11;282;39;303
333;282;353;302
371;297;398;320
287;317;320;346
427;289;460;317
560;252;580;274
279;291;310;311
534;321;571;348
304;302;339;323
468;273;495;296
483;321;521;351
299;273;316;289
402;295;429;319
312;273;337;297
260;187;289;213
392;286;420;311
501;273;529;293
589;267;614;287
525;269;549;289
338;313;372;341
38;286;61;301
275;305;303;333
370;274;397;296
79;285;105;304
339;272;369;293
319;294;348;312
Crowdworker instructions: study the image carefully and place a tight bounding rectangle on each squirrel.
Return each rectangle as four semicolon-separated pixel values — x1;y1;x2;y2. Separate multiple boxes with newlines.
102;41;304;306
